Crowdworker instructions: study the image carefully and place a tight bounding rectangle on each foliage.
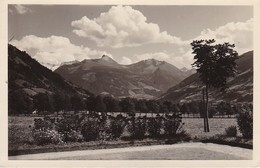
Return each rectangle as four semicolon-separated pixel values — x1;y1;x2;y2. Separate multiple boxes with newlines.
62;130;83;142
56;115;83;142
81;117;101;141
164;113;183;137
237;111;253;139
34;117;56;130
165;130;191;144
191;39;238;132
147;116;162;137
32;128;63;145
146;100;160;114
225;125;237;137
135;99;148;113
191;39;238;90
70;94;85;112
33;93;54;112
109;116;126;139
94;95;107;112
120;97;135;113
127;117;147;139
103;96;121;112
9;90;33;114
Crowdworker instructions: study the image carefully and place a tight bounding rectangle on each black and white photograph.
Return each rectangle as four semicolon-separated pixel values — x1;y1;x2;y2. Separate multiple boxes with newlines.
0;0;259;166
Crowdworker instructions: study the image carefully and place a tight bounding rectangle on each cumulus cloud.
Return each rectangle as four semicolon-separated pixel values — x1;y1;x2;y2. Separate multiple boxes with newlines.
10;35;110;70
71;5;183;48
12;5;32;14
191;18;253;54
162;18;254;68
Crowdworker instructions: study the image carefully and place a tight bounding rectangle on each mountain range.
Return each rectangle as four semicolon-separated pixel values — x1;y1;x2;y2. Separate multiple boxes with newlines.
55;55;190;99
9;43;253;112
8;44;92;113
159;51;253;103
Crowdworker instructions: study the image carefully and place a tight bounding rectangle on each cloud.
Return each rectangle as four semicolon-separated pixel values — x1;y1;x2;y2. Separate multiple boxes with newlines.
71;5;183;48
10;35;110;70
120;56;133;65
135;52;170;61
191;18;253;54
134;51;194;69
12;5;32;14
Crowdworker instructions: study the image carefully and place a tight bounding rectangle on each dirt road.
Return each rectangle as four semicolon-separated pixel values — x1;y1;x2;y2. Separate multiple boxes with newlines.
9;142;252;160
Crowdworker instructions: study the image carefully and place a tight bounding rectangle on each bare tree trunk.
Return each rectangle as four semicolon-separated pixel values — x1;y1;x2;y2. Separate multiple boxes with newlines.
202;88;206;132
205;84;210;132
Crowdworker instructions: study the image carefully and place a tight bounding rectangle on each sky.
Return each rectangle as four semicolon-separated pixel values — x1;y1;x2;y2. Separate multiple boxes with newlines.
8;5;253;70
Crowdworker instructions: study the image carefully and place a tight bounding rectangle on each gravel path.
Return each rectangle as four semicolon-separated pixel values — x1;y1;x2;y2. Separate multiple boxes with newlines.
9;142;252;160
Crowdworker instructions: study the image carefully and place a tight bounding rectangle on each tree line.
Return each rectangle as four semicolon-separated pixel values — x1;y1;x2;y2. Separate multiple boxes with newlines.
9;90;252;117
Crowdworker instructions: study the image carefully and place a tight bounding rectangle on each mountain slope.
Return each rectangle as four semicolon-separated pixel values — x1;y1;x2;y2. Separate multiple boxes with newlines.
55;57;189;99
8;44;92;113
159;51;253;103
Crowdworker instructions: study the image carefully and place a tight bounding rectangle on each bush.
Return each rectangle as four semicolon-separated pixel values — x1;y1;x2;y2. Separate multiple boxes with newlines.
81;117;100;141
163;114;183;137
62;130;84;142
56;116;83;142
225;126;237;137
34;117;56;130
165;130;191;144
147;117;162;137
237;111;253;139
109;116;126;139
32;128;63;145
127;117;147;139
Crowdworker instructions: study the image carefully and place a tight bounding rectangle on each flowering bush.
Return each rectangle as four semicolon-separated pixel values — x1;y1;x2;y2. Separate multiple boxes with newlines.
62;130;84;142
56;116;83;142
32;128;63;145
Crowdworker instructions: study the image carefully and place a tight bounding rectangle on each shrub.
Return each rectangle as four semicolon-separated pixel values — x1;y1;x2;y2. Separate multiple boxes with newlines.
127;117;147;139
165;130;191;144
164;114;183;137
237;111;253;139
32;128;63;145
109;116;126;139
34;117;55;130
81;117;100;141
147;117;162;137
62;130;84;142
56;116;83;142
225;126;237;137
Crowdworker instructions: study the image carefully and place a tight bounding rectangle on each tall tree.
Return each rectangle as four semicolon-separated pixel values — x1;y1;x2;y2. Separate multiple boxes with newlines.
94;95;107;112
146;100;160;116
119;97;135;113
33;92;54;113
191;39;238;132
70;94;85;112
103;96;121;112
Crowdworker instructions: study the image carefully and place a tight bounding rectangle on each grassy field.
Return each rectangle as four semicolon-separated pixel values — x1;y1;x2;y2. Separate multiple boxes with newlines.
182;118;240;138
8;116;240;152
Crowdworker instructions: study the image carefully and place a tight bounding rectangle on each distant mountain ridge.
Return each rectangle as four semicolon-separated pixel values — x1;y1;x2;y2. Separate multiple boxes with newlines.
159;51;253;103
55;56;190;99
